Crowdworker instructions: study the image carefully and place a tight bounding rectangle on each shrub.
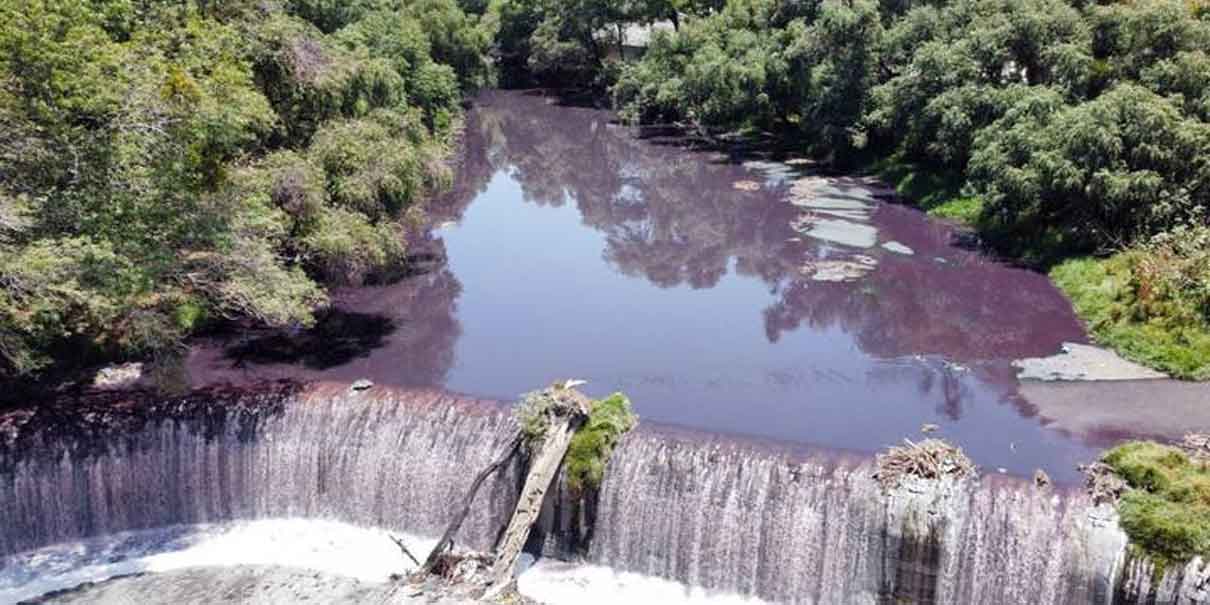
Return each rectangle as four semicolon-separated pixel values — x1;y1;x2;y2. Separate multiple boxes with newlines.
565;393;638;493
308;109;440;219
0;0;480;381
300;207;408;285
1051;226;1210;379
0;237;144;374
971;84;1210;261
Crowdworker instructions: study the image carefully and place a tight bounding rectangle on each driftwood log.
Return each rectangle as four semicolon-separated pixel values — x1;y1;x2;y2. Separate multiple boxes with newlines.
411;384;593;597
418;433;523;576
487;395;588;591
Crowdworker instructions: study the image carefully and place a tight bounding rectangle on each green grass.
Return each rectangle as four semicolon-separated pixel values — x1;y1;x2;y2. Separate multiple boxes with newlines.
1103;441;1210;566
867;157;985;226
926;195;985;224
1051;255;1210;380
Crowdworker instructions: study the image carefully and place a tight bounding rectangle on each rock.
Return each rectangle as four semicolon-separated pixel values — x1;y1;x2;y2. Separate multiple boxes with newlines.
92;363;145;390
921;424;940;434
351;379;374;392
1034;469;1051;488
810;208;869;221
1013;342;1168;381
790;197;871;212
732;180;761;191
1180;433;1210;460
881;241;914;255
741;160;799;182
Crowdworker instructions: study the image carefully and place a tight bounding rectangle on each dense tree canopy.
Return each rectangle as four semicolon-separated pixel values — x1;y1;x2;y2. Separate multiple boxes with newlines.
3;0;1208;381
0;0;493;379
613;0;1210;257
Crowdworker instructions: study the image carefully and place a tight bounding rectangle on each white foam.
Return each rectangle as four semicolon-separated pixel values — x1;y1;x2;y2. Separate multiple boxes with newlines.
2;520;769;604
518;559;770;605
0;520;433;603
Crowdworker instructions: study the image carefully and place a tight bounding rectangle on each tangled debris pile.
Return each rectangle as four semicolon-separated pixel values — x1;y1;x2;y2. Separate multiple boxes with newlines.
1079;462;1129;505
874;438;976;491
514;382;594;447
1081;433;1210;506
1180;433;1210;460
401;552;539;604
1033;469;1052;489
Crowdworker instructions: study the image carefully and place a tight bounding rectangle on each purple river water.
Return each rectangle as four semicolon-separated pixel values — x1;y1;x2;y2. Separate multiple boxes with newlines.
187;90;1102;482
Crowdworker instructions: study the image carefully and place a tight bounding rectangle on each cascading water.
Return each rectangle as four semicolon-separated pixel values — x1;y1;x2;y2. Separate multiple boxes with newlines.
583;430;1125;604
2;385;1207;604
0;384;521;559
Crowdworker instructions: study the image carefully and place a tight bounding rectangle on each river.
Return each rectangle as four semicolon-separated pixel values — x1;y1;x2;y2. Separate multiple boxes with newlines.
187;90;1107;482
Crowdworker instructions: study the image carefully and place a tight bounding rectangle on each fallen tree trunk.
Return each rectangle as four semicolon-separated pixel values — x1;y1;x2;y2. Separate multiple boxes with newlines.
484;384;592;592
419;433;523;576
407;383;594;600
487;409;583;589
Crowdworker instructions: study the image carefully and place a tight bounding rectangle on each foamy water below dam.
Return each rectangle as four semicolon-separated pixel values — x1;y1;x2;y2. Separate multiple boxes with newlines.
1;383;1207;604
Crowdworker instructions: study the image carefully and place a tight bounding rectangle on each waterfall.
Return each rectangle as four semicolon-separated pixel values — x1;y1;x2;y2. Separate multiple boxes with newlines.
0;384;521;558
582;429;1123;604
573;428;1210;604
2;385;1207;604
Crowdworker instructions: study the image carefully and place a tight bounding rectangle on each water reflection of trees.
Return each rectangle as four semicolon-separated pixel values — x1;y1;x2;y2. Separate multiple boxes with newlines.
195;91;1085;405
452;91;802;293
192;255;464;388
763;251;1083;361
453;91;1082;363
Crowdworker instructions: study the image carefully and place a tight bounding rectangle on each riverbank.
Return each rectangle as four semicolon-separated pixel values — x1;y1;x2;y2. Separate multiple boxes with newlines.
868;157;1210;383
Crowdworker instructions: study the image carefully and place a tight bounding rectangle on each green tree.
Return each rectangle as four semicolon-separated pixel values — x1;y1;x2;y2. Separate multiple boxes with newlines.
0;0;487;381
970;84;1210;259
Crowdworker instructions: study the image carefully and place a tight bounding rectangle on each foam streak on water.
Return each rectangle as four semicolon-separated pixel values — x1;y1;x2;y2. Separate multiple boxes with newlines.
519;559;771;605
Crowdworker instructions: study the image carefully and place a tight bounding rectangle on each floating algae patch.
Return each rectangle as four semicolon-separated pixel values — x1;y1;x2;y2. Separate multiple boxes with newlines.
797;218;878;248
803;256;878;282
1102;439;1210;566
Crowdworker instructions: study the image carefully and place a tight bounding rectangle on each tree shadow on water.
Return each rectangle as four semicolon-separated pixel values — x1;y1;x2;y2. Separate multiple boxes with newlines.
224;310;397;370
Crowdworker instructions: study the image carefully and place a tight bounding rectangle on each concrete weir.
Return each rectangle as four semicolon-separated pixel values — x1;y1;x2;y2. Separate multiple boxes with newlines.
1;383;1208;604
